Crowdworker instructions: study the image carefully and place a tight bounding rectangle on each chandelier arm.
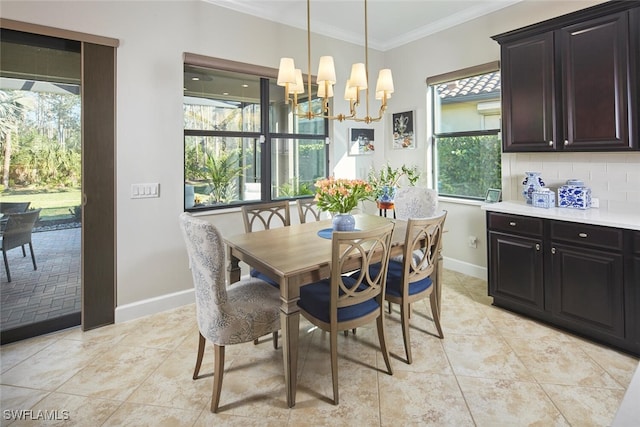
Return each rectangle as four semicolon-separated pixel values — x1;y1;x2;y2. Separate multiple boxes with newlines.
307;0;312;116
364;0;370;119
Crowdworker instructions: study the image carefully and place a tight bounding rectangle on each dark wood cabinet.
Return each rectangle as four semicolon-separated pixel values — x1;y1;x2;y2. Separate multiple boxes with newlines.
627;231;640;352
488;213;544;314
501;33;556;151
493;2;639;152
486;211;639;356
550;222;625;342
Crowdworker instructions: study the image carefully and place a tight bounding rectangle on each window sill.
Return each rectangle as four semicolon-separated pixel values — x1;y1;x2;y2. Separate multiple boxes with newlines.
438;196;485;207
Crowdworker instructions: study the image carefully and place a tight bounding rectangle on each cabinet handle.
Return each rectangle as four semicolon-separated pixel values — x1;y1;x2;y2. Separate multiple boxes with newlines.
548;141;553;146
578;232;588;238
509;221;516;227
564;140;569;146
551;247;556;254
535;243;540;251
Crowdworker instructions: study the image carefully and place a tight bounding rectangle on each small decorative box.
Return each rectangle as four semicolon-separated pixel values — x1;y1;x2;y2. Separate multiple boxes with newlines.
532;188;555;208
558;184;591;209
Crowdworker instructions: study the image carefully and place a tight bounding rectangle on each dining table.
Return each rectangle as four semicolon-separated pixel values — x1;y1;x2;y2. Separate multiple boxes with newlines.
224;213;443;407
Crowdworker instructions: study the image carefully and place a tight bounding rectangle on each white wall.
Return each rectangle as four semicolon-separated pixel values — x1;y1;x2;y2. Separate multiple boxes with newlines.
2;0;636;321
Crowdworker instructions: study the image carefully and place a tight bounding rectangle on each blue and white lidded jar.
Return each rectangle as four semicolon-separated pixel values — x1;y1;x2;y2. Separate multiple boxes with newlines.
558;179;591;209
532;188;555;208
522;172;545;204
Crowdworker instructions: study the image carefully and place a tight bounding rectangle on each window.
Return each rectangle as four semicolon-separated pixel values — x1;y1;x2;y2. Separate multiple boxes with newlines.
183;58;328;211
428;63;502;200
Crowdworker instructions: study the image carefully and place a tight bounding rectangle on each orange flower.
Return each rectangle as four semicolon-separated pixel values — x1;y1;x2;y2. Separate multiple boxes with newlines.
314;177;373;213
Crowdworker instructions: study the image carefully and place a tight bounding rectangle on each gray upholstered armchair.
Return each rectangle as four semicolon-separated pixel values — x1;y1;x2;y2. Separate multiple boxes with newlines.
179;213;281;413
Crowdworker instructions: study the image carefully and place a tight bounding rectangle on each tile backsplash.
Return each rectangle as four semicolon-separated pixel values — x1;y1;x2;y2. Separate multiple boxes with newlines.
502;152;640;212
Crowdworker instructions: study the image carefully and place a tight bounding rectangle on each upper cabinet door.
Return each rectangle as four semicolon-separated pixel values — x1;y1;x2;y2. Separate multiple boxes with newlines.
501;33;556;152
559;12;632;150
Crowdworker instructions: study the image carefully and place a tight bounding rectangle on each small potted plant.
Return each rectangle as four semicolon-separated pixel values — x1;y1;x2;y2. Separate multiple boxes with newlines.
367;163;420;206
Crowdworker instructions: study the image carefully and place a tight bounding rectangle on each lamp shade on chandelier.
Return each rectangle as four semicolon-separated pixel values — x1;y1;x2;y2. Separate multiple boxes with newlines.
277;0;394;123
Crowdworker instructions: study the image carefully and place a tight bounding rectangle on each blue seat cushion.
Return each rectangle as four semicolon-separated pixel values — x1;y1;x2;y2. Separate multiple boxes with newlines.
368;261;432;298
250;268;280;288
298;276;379;323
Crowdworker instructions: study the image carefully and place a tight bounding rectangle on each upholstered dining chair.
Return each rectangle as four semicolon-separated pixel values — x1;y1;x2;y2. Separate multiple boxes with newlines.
393;187;438;220
297;222;395;404
1;209;41;283
373;210;447;364
296;198;322;224
179;213;281;413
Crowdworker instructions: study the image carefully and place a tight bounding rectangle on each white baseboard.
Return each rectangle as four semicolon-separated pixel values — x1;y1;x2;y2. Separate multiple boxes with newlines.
114;264;484;324
443;257;487;281
114;288;195;323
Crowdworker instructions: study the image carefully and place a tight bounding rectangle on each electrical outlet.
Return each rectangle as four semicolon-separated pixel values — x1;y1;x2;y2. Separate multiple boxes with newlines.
591;197;599;208
468;235;478;248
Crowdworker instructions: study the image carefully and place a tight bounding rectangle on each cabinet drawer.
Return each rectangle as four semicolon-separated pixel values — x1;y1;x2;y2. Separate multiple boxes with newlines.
488;213;543;236
550;221;623;251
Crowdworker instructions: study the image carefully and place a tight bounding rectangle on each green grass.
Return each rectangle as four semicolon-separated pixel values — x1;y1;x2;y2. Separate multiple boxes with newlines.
2;188;81;221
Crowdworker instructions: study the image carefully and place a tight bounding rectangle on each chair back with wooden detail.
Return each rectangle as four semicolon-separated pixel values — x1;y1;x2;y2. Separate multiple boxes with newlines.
297;222;395;404
241;201;291;232
381;210;447;364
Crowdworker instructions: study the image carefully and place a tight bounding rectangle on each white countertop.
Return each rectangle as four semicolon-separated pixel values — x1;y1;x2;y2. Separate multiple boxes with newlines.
481;201;640;231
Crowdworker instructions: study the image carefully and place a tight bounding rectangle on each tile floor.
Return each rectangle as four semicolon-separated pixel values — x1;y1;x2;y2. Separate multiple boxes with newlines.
1;269;638;426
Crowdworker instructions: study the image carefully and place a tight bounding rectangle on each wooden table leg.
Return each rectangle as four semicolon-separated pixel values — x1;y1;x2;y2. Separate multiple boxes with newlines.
226;247;241;284
280;278;300;408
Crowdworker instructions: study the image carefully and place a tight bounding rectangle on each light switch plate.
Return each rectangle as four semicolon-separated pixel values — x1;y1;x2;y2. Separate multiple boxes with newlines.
131;183;160;199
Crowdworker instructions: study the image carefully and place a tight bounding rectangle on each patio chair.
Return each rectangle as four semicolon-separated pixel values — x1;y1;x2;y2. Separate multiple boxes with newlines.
1;209;41;283
297;222;395;404
0;201;31;214
179;213;281;413
0;201;31;234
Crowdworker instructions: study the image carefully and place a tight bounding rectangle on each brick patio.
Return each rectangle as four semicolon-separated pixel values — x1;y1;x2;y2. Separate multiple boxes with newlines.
1;227;81;331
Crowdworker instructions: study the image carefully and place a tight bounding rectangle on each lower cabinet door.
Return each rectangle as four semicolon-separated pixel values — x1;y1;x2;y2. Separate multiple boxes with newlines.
551;243;624;340
489;231;544;313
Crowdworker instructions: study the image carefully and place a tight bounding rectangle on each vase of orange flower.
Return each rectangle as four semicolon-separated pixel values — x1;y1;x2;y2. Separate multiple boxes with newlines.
314;177;373;231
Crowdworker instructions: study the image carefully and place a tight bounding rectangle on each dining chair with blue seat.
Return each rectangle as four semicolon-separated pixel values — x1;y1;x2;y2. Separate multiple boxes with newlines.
241;201;290;347
242;201;291;287
296;198;323;224
179;213;281;413
297;222;395;404
369;210;447;364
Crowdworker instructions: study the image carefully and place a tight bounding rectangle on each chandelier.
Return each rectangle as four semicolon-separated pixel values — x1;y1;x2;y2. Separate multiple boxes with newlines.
276;0;394;124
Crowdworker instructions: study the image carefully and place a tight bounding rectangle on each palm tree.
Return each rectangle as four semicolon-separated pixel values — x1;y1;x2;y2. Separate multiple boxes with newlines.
0;90;33;189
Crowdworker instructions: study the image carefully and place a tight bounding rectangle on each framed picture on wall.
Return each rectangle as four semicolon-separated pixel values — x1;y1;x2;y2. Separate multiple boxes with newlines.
348;128;375;155
392;110;415;149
